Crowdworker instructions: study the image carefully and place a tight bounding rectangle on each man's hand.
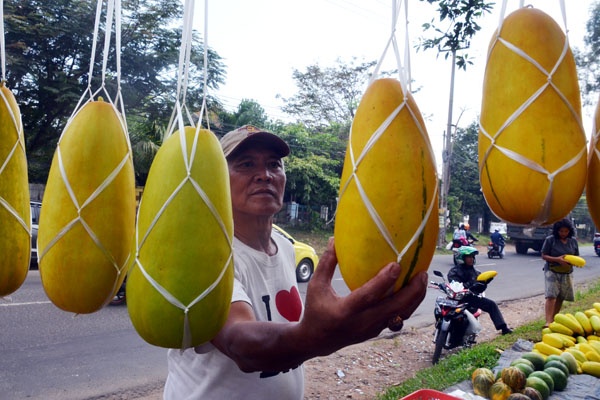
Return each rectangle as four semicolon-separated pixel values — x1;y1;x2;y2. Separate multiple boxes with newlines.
299;237;428;358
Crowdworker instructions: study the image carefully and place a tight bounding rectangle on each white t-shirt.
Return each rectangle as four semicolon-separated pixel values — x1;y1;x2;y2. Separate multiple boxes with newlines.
163;232;305;400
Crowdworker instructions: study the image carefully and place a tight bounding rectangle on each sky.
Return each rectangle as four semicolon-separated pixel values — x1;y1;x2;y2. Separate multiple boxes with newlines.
192;0;596;168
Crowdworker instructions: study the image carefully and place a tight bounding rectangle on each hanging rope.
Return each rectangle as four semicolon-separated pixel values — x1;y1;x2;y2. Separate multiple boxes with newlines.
339;0;438;265
38;0;132;304
133;0;233;350
480;0;585;225
0;0;31;280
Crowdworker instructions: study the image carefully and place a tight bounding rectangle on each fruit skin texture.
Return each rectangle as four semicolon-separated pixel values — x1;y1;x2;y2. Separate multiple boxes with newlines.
38;99;135;313
479;7;585;225
521;387;543;400
490;381;512;400
501;366;527;392
526;376;550;400
127;127;233;349
587;95;600;228
335;78;438;291
0;82;30;297
472;367;495;397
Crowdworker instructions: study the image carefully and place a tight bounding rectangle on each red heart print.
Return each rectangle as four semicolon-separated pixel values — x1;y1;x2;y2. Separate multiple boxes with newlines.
275;286;302;322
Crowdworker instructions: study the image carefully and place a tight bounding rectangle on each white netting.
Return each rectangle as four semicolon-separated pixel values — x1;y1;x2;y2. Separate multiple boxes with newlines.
38;0;133;306
132;0;233;350
338;0;438;265
479;0;585;225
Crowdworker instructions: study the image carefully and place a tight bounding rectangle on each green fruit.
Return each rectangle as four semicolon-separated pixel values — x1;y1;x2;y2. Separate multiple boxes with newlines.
511;358;535;370
526;376;550;400
529;371;554;392
512;362;535;377
521;387;543;400
559;351;579;374
545;354;569;368
521;352;546;371
544;360;570;377
544;366;568;391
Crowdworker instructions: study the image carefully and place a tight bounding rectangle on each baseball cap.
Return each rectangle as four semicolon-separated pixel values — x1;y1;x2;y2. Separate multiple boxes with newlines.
220;125;290;159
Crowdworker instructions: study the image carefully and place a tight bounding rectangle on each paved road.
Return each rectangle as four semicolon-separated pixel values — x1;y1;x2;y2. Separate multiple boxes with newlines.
2;245;600;399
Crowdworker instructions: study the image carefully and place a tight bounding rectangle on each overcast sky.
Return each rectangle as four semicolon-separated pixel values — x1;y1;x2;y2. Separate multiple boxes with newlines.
193;0;596;167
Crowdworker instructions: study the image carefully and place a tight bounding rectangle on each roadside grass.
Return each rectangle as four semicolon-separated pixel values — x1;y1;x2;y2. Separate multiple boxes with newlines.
376;277;600;400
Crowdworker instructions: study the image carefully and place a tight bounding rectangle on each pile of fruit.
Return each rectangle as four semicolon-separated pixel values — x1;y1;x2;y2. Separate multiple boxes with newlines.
471;351;570;400
470;305;600;400
533;306;600;377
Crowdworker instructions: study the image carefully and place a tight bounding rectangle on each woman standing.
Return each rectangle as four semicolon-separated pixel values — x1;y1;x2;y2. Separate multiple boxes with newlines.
541;218;579;327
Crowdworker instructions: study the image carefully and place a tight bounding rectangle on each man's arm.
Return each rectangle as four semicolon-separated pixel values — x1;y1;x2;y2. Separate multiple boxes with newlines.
208;238;427;373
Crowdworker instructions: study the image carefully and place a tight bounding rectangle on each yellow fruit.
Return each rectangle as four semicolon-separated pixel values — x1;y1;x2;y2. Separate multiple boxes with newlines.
594;302;600;313
0;82;30;297
549;322;573;336
588;335;600;341
577;342;596;355
335;78;438;291
553;332;576;347
542;333;565;349
555;313;584;336
479;7;585;225
582;361;600;377
566;347;587;363
38;99;135;313
590;315;600;333
127;127;234;349
534;341;563;356
585;309;600;319
587;96;600;227
575;312;594;336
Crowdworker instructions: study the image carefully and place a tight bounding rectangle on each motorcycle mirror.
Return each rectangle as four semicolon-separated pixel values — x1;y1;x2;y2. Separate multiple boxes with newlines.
433;270;444;278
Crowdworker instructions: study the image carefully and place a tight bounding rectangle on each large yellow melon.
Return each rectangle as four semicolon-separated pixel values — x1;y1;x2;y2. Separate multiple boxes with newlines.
479;7;586;225
335;78;438;292
587;95;600;227
38;99;135;313
127;126;233;349
0;82;30;297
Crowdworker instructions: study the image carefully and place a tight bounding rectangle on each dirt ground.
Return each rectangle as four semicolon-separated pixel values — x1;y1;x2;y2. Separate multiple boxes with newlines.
301;292;547;399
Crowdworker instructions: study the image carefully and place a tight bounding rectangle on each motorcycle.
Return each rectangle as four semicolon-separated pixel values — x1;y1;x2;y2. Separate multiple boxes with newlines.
487;242;504;259
109;278;126;306
594;233;600;257
429;269;497;364
451;239;477;266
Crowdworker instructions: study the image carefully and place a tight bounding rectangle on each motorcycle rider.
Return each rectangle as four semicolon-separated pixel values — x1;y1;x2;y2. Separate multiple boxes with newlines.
490;229;505;255
463;223;479;244
452;224;468;247
447;247;513;335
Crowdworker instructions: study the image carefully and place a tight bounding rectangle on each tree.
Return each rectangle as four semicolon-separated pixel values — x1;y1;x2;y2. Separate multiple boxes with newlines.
278;123;344;209
3;0;226;183
448;121;493;231
575;1;600;106
417;0;494;244
279;58;376;131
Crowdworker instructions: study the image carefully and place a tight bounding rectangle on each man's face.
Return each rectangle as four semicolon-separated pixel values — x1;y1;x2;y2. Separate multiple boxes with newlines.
227;145;286;218
463;254;474;266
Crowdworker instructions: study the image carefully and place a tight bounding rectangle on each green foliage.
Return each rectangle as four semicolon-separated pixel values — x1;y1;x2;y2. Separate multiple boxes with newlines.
4;0;226;183
576;1;600;106
279;58;376;130
448;121;492;229
279;124;343;207
377;344;500;399
418;0;495;70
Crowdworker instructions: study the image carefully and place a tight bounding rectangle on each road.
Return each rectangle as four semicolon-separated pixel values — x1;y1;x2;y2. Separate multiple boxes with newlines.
2;246;600;399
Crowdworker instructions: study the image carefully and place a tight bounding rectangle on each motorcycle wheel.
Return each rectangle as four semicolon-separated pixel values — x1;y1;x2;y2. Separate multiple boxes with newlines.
488;252;492;259
432;328;448;364
109;291;126;306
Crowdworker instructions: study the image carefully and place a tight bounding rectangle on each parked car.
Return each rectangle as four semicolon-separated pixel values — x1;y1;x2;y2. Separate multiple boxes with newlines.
594;233;600;257
272;224;319;282
30;201;41;268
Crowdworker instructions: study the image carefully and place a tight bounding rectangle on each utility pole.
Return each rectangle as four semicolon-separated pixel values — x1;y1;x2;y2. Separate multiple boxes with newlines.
438;50;457;248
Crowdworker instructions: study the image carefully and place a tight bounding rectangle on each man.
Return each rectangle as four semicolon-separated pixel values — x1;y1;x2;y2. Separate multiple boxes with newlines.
490;229;505;255
447;247;512;335
163;125;427;399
